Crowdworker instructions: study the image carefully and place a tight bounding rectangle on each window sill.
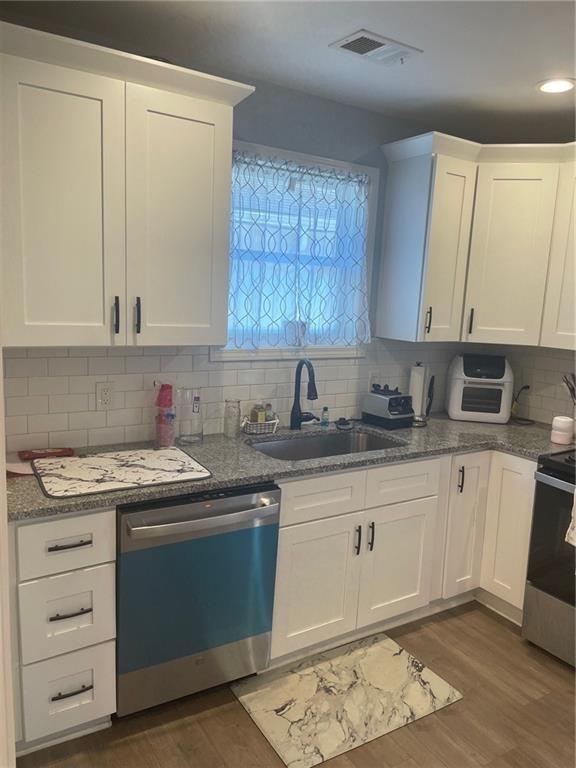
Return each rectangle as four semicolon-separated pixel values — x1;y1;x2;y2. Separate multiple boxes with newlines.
209;345;368;363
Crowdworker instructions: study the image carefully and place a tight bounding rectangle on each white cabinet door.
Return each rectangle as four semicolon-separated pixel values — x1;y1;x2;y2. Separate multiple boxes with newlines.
464;163;559;345
443;452;490;598
271;512;363;658
480;453;536;609
126;83;232;346
356;497;437;628
1;55;126;346
540;160;576;350
420;155;477;341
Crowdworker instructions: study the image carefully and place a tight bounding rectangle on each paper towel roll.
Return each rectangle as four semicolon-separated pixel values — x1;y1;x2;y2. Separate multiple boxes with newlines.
409;363;428;418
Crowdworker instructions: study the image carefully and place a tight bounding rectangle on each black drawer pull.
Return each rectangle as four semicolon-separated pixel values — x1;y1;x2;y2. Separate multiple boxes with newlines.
113;295;120;334
468;308;475;335
458;465;466;493
51;684;93;703
354;525;362;555
368;521;376;551
425;306;433;334
47;539;91;553
49;607;93;623
135;296;142;334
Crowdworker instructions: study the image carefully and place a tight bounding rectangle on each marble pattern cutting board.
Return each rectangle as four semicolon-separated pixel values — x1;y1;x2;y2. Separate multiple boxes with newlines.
32;447;211;498
232;631;462;768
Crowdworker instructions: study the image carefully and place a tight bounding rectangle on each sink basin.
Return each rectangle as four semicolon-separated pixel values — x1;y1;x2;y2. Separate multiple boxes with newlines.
251;430;404;461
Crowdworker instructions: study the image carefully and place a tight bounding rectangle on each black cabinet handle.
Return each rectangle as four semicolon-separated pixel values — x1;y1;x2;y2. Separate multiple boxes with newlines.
51;684;93;703
46;538;91;553
425;306;433;334
113;296;120;334
468;308;475;335
49;607;93;623
354;525;362;555
135;297;142;334
368;521;375;551
458;465;466;493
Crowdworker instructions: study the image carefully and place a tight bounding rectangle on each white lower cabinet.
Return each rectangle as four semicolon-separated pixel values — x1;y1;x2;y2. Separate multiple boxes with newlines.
21;641;116;742
271;512;363;658
480;453;536;609
443;452;490;598
357;497;437;627
272;460;440;660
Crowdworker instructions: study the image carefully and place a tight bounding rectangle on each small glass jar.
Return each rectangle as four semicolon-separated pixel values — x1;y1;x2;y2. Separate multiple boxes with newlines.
176;388;203;445
224;399;241;439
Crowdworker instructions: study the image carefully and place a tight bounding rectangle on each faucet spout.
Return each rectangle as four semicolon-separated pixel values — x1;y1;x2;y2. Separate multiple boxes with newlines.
290;359;318;430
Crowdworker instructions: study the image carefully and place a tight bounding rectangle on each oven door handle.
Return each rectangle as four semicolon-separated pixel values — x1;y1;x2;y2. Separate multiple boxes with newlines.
535;471;576;495
126;502;279;540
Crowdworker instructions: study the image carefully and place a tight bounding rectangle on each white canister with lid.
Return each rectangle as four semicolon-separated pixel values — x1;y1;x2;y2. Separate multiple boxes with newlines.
550;416;574;445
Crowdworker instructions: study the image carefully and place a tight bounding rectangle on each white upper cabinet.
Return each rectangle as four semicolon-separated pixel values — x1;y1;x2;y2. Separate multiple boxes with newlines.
1;55;126;346
463;162;559;345
126;84;232;345
375;133;478;343
0;23;253;347
540;159;576;350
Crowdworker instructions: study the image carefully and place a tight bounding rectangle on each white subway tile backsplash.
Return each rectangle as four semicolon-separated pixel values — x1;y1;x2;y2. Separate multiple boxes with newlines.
28;413;68;433
4;342;572;452
87;426;126;446
88;357;125;375
106;408;142;427
69;411;107;430
49;430;88;448
28;376;69;395
6;396;49;416
5;358;48;378
4;378;28;397
5;415;27;436
49;358;88;377
48;394;89;413
6;433;49;453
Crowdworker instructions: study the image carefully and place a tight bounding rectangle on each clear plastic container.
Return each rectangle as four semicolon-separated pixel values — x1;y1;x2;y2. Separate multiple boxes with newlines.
224;399;241;438
176;388;203;445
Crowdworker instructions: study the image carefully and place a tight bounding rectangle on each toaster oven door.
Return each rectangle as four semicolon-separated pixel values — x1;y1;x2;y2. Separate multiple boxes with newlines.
461;385;503;414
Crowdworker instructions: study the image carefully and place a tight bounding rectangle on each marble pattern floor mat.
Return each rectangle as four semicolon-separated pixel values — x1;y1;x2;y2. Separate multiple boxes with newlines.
32;447;211;497
231;632;462;768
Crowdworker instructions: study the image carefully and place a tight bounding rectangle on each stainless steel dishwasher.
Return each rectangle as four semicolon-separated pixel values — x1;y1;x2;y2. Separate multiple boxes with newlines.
116;483;280;716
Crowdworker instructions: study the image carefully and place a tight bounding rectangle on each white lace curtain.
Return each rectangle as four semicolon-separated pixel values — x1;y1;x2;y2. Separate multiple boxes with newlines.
227;150;372;350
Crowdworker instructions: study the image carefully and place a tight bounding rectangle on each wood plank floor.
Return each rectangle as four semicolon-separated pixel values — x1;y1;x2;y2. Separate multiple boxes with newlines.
18;603;575;768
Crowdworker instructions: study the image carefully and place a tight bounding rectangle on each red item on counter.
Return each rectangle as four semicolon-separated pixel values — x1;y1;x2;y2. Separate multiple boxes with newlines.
156;383;173;408
18;448;75;461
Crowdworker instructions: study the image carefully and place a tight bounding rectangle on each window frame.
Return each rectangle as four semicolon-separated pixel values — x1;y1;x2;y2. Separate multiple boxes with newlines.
210;141;380;362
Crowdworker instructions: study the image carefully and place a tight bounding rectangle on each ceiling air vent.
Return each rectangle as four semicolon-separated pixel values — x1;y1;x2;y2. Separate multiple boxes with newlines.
330;29;423;68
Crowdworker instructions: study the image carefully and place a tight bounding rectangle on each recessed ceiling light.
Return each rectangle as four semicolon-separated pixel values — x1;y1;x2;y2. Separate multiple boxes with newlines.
538;78;575;94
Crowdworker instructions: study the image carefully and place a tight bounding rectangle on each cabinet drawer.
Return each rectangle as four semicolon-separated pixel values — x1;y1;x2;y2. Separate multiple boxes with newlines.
279;471;366;526
17;509;116;581
21;641;116;741
18;563;116;665
365;459;440;509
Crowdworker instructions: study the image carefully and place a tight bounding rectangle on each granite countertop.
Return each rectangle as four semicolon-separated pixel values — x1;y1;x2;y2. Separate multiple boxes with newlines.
6;415;565;522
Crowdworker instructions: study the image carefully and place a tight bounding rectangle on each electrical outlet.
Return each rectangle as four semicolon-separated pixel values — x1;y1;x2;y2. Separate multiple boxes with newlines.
369;370;380;390
96;381;114;411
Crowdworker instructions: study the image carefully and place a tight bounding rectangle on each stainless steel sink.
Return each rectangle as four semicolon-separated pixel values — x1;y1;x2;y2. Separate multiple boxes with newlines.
250;430;404;461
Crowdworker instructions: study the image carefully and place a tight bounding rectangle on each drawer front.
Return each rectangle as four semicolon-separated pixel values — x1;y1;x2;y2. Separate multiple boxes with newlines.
21;641;116;741
365;459;440;509
279;471;366;526
17;509;116;581
19;563;116;665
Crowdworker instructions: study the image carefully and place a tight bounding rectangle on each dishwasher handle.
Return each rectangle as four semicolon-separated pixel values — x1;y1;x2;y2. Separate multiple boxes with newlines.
126;501;279;540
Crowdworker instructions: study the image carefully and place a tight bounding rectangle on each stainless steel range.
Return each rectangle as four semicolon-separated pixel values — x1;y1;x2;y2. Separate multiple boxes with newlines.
522;449;575;666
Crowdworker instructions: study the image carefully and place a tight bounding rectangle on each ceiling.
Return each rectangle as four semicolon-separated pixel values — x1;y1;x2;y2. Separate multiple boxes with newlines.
0;1;574;142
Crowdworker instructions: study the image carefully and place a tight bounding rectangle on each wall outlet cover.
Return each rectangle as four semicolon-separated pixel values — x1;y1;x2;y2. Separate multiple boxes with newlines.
96;381;114;411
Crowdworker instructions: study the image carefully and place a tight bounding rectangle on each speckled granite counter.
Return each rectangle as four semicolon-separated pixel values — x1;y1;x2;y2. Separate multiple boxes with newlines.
6;416;565;522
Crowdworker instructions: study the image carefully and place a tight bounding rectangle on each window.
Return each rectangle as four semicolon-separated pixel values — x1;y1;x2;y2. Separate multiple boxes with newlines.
223;145;376;356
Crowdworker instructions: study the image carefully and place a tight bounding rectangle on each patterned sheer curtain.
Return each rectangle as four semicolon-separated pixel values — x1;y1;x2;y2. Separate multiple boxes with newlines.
227;150;372;350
